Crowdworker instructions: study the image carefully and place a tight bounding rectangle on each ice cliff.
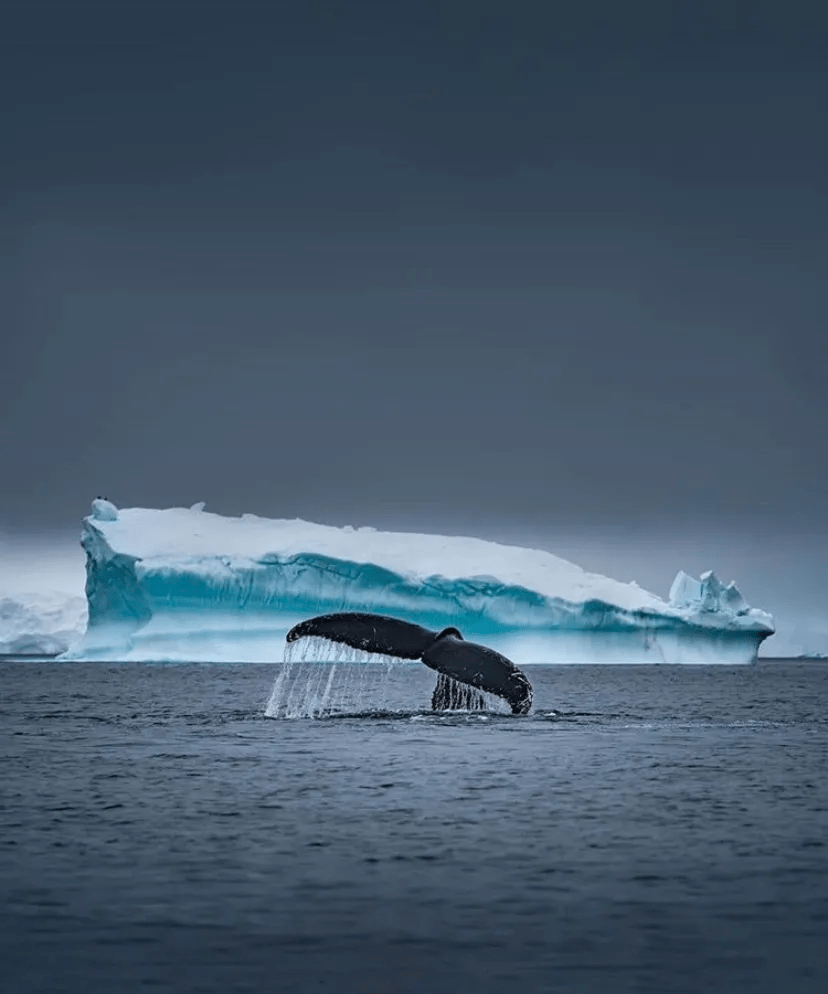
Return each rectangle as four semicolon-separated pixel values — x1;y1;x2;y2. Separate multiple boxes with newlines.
63;500;774;663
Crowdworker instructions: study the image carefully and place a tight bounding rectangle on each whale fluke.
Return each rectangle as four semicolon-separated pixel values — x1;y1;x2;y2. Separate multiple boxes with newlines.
285;612;532;715
286;612;439;659
422;631;533;715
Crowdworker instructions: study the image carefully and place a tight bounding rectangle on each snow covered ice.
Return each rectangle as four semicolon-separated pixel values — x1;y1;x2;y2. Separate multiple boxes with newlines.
0;592;87;655
59;499;774;663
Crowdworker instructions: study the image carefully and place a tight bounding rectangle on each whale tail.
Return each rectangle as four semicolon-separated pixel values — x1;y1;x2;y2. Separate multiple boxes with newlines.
285;612;533;715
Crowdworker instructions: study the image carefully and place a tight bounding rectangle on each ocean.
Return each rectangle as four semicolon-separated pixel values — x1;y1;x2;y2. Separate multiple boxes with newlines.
1;660;827;993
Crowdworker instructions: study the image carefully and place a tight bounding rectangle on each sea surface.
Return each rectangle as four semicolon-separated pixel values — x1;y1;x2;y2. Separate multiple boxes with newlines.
1;660;827;993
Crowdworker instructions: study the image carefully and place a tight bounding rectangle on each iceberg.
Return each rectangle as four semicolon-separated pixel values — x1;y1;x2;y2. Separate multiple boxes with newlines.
65;499;774;663
0;592;87;656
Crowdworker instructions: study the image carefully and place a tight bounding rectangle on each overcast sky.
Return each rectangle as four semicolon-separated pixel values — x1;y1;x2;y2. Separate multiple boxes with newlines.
1;2;826;647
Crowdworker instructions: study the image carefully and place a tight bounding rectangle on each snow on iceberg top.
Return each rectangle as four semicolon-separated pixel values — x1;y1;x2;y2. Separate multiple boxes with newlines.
84;499;772;632
88;499;664;611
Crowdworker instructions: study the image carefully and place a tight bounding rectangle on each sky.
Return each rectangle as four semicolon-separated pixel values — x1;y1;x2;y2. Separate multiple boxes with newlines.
1;1;827;651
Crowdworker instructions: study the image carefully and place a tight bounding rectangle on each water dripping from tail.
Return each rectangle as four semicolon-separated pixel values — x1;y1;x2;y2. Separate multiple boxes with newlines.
431;673;487;712
265;635;409;719
265;632;511;719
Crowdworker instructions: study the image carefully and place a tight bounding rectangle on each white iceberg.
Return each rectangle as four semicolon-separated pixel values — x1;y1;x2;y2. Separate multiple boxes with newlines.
0;592;87;656
64;499;774;663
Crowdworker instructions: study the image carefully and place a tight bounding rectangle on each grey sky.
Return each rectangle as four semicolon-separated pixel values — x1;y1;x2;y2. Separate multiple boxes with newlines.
1;2;827;644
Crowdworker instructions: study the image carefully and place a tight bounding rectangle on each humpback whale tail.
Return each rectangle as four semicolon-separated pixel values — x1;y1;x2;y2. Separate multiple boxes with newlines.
285;612;532;715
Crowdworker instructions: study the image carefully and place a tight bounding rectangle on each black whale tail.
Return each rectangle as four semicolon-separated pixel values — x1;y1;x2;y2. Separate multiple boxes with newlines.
285;612;533;715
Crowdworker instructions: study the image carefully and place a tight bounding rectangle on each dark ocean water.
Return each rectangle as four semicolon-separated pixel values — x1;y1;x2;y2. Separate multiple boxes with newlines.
1;660;827;994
